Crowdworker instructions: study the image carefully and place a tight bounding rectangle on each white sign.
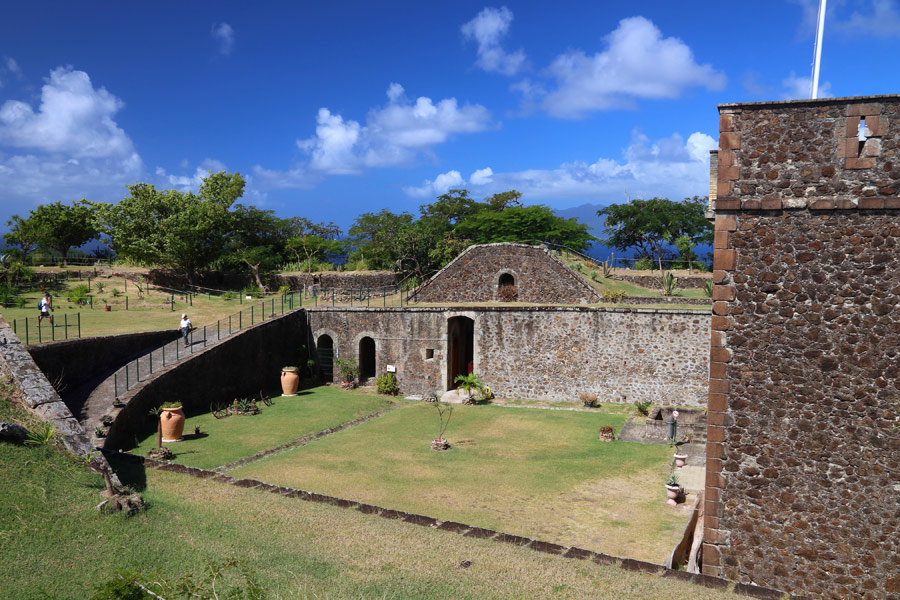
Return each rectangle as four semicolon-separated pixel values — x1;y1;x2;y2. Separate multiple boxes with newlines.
386;365;396;373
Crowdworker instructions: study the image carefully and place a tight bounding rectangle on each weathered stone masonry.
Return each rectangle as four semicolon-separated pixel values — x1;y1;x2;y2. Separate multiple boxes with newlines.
415;243;600;304
308;307;709;405
704;96;900;599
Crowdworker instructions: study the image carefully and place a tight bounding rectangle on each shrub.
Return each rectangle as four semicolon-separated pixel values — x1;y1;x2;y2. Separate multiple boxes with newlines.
335;357;359;384
95;282;105;293
658;272;679;296
579;392;598;407
223;291;237;300
633;256;655;270
375;372;399;395
635;401;652;416
110;288;121;297
498;284;517;302
161;401;182;409
277;284;291;295
601;289;626;303
69;283;91;305
242;285;263;298
703;280;713;298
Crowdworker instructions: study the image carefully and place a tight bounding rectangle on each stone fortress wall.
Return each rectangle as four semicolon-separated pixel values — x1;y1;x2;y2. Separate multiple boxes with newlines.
308;306;709;405
414;243;600;304
704;95;900;598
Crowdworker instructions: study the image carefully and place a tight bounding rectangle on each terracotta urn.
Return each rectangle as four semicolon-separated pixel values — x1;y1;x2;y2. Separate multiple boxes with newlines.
281;367;300;396
673;452;688;469
160;406;185;442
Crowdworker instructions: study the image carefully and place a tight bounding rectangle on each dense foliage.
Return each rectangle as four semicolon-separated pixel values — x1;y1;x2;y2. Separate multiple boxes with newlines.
598;196;712;266
2;175;596;284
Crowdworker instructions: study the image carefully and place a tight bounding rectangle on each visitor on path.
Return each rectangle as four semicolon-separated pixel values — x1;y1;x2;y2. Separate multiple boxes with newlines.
179;313;193;347
38;293;53;326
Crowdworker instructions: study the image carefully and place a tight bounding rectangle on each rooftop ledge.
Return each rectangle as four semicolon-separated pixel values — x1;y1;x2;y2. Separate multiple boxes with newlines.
719;93;900;110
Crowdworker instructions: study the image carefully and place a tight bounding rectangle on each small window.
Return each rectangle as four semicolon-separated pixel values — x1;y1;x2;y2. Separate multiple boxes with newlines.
425;348;435;360
498;272;517;302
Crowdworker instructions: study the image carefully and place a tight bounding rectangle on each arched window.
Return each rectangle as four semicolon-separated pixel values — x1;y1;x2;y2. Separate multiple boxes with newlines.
498;273;517;301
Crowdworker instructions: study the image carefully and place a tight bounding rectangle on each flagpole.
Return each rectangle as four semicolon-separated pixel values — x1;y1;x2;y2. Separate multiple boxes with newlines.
811;0;827;99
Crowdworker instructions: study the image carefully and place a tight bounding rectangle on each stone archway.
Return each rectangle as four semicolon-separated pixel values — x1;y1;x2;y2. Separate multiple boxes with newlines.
358;336;376;383
446;316;474;390
316;334;334;383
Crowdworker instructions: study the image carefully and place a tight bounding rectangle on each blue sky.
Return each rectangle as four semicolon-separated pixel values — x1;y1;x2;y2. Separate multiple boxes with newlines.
1;0;898;233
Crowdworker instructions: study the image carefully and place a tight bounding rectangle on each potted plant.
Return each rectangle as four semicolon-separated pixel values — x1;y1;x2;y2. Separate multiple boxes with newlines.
580;392;598;408
281;366;300;396
94;426;106;438
159;401;185;442
454;372;484;403
665;472;681;506
336;357;359;390
431;401;453;451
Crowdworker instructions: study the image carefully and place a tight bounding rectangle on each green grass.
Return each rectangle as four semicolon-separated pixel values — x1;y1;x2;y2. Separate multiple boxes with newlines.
0;388;736;600
131;386;394;470
231;402;687;561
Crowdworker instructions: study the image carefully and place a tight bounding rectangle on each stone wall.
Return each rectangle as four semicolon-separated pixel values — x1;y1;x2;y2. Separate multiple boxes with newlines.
704;95;900;599
144;268;397;292
28;330;181;396
414;243;600;304
0;316;94;457
308;306;709;405
104;310;308;450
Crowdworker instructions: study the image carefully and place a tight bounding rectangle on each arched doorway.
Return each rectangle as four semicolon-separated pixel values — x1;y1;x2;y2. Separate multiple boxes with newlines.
498;272;517;301
359;336;376;382
447;316;474;390
317;335;334;383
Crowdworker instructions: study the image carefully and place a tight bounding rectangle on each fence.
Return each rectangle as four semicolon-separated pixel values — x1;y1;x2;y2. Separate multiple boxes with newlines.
109;285;417;398
8;313;82;346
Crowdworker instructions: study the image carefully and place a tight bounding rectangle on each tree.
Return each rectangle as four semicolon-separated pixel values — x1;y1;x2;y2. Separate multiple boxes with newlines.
455;204;595;252
597;196;712;264
285;218;343;273
97;171;245;285
348;209;416;271
27;200;100;264
3;214;44;262
228;205;292;291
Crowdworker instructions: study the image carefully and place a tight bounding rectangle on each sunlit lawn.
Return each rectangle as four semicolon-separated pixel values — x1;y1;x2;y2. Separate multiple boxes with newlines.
231;401;687;562
131;386;394;470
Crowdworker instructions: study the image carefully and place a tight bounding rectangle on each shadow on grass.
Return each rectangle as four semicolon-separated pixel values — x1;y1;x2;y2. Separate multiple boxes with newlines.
108;453;148;492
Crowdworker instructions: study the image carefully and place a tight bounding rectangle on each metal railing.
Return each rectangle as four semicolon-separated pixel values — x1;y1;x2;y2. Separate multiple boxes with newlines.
8;313;82;346
109;284;413;398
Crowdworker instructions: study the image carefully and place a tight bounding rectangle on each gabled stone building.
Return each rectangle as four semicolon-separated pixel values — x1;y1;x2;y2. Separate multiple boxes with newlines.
413;242;600;304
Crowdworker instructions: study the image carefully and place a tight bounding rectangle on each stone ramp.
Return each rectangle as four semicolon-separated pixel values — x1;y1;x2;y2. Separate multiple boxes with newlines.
80;328;229;435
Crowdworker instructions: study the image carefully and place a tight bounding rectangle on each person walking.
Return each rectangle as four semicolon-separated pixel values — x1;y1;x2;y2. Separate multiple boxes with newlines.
38;292;53;326
179;313;193;347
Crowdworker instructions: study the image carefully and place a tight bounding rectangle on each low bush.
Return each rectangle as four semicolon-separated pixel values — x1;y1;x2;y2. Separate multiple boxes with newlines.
635;401;652;416
600;289;626;303
375;372;399;395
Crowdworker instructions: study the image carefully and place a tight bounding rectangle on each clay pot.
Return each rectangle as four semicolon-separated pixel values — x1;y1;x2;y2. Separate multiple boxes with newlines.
104;305;111;312
673;453;688;469
160;406;185;442
281;367;300;396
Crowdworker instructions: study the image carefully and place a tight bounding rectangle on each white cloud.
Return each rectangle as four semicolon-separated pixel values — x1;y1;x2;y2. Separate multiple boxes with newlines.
0;67;137;159
405;130;717;203
461;6;526;76
533;16;724;118
212;23;235;56
6;58;21;75
251;163;321;191
403;170;466;198
470;167;493;186
154;159;228;191
781;71;832;100
0;66;143;217
296;83;492;175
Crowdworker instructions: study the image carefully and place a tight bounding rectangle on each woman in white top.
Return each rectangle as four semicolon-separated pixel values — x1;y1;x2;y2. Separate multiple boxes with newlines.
179;314;192;347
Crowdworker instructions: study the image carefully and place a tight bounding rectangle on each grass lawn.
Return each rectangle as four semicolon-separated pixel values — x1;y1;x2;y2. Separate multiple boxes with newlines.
131;386;394;470
0;390;738;600
231;402;688;562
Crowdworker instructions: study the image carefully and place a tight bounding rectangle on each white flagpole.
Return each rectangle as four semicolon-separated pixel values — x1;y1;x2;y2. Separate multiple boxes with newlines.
811;0;827;99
